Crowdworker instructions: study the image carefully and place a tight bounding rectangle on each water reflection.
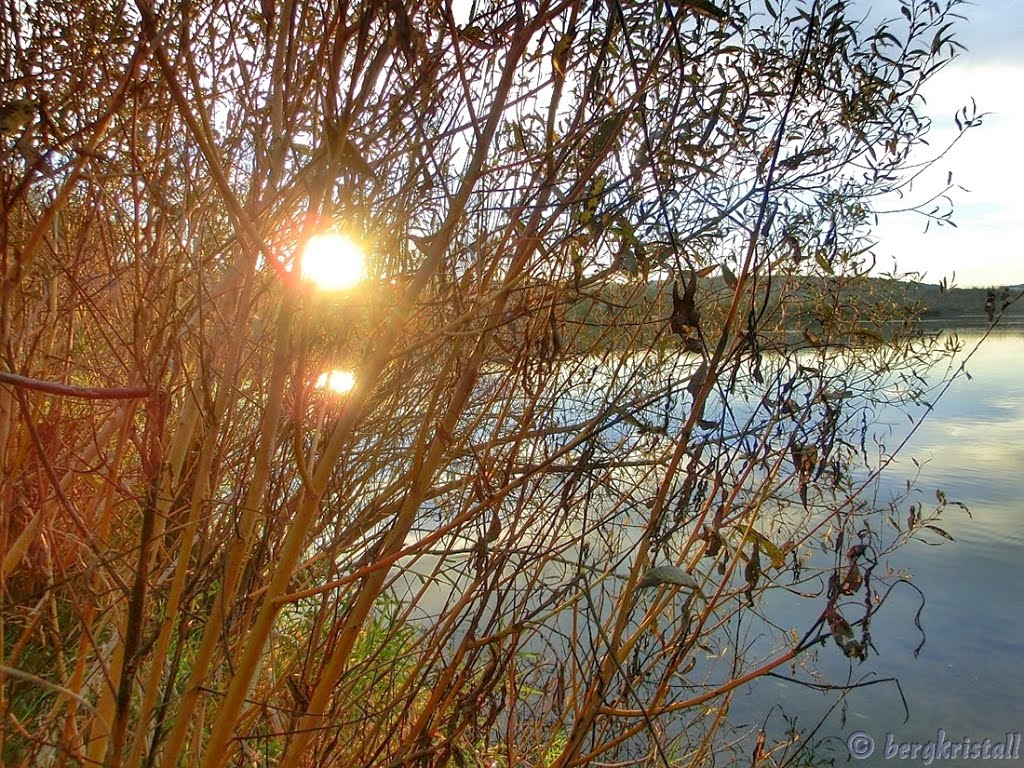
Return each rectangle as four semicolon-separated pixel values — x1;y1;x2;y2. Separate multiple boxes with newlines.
377;327;1023;762
734;327;1024;754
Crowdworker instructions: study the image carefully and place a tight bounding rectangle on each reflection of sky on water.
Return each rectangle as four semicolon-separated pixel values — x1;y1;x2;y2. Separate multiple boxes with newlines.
735;329;1024;753
383;328;1023;759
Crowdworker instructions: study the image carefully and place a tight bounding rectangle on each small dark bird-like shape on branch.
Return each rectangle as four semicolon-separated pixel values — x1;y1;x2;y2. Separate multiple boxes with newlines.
670;271;701;337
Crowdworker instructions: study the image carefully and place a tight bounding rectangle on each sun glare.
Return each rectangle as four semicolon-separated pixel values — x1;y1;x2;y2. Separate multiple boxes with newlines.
299;233;367;291
315;369;356;395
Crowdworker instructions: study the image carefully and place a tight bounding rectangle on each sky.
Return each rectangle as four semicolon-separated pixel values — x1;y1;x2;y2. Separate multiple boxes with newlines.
871;0;1024;287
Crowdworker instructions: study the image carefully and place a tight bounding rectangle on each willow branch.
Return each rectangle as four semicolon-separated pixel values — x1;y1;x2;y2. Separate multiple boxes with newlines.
0;371;151;400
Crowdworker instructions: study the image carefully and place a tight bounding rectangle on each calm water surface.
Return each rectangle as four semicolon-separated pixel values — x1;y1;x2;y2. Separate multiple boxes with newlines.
389;327;1024;763
735;327;1024;761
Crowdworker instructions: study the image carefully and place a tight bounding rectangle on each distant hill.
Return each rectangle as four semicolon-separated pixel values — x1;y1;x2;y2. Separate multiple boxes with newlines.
559;275;1024;353
913;283;1024;322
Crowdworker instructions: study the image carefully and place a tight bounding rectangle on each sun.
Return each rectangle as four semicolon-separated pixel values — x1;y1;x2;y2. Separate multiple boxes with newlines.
315;369;356;395
299;232;367;291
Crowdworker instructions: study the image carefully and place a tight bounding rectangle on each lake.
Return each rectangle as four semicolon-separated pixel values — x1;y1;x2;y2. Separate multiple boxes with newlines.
732;325;1024;764
385;324;1024;765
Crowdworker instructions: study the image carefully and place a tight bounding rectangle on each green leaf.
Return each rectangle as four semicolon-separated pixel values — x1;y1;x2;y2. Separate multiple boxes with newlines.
720;262;738;288
637;565;700;591
586;114;623;160
609;215;638;245
924;524;955;541
671;0;729;22
552;31;573;80
747;529;785;570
